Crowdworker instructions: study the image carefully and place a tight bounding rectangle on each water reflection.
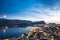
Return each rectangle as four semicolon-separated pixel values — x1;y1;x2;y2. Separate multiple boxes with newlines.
0;26;40;38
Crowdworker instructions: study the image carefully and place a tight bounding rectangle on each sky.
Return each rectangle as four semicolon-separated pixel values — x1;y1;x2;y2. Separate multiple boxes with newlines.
0;0;60;23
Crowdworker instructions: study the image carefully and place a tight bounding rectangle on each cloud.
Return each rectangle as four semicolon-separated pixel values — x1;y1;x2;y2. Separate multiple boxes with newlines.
1;0;60;23
33;6;60;23
32;11;40;13
21;0;60;23
37;0;60;7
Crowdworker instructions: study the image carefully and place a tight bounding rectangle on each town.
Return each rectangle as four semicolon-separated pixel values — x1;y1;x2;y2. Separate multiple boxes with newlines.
0;19;60;40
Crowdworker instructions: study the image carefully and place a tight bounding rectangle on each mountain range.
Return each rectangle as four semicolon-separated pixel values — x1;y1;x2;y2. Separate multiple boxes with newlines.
0;19;46;28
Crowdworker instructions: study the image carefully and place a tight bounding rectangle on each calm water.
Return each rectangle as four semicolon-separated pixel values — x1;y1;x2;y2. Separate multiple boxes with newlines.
0;26;40;38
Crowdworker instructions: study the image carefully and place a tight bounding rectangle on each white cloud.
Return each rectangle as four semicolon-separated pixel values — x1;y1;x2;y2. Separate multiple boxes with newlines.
7;1;60;24
22;4;60;24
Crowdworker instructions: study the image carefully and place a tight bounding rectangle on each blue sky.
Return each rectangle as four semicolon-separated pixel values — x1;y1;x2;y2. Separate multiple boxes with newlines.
0;0;60;23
